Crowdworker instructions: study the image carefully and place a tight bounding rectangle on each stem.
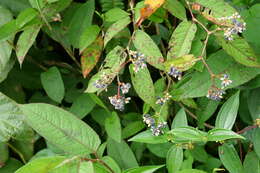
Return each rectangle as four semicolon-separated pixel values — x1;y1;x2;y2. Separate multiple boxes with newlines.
237;125;258;134
7;143;26;164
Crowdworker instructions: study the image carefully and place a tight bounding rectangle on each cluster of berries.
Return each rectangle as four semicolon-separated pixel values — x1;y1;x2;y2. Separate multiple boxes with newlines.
108;83;131;111
129;50;147;73
218;13;246;41
168;66;182;80
143;114;167;136
207;74;232;101
156;93;172;105
93;73;113;90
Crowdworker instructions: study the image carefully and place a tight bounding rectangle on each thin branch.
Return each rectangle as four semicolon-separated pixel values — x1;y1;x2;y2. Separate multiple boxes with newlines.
237;125;258;134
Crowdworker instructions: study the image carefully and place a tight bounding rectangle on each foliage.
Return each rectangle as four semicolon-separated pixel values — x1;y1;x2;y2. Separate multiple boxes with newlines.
0;0;260;172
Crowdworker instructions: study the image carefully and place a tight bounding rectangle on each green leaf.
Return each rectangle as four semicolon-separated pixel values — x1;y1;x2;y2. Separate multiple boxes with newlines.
104;17;131;47
0;92;25;142
0;20;17;42
20;103;101;155
79;161;94;173
248;88;260;120
207;128;245;141
122;121;145;139
102;156;121;173
215;91;240;130
171;108;188;129
79;25;100;54
66;0;95;48
15;156;66;173
0;158;22;172
168;127;208;143
104;8;129;22
16;24;41;65
107;138;138;170
105;112;122;143
218;143;245;173
243;151;260;173
16;8;38;28
86;46;126;93
41;67;65;103
252;128;260;159
171;50;260;100
166;145;183;173
164;54;198;72
133;30;164;70
123;165;164;173
0;142;8;164
128;130;168;144
69;93;96;119
167;21;197;59
147;143;172;158
178;169;207;173
216;35;260;67
129;64;155;106
163;0;186;20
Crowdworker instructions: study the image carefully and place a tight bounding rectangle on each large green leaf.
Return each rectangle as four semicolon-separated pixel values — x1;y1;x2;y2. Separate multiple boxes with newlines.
215;91;240;130
171;50;260;100
243;151;260;173
129;64;155;106
163;0;186;20
178;169;207;173
104;17;131;47
171;108;188;129
133;30;164;70
128;130;168;144
252;128;260;159
248;88;260;120
0;92;25;142
0;158;23;173
20;103;101;155
15;156;66;173
218;143;245;173
41;67;65;103
15;8;38;28
167;21;197;59
105;112;122;143
216;35;260;67
16;24;41;65
166;145;183;173
0;142;8;164
107;138;138;170
79;25;100;54
207;128;244;141
123;165;164;173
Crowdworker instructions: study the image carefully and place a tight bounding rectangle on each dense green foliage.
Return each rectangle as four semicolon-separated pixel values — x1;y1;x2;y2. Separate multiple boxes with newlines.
0;0;259;172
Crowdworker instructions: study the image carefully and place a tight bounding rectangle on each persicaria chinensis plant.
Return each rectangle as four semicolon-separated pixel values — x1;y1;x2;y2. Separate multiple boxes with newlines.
0;0;260;172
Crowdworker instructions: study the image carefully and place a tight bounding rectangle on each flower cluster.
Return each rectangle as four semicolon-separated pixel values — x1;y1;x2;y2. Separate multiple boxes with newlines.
143;114;167;136
156;93;172;105
220;74;232;88
93;73;113;90
108;95;131;111
206;87;226;101
218;13;246;41
168;66;182;80
129;50;147;72
120;83;131;94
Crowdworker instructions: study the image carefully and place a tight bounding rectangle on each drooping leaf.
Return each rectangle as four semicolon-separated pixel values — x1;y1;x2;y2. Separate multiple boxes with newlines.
123;165;164;173
163;0;186;20
79;25;100;54
171;108;188;129
129;64;155;106
218;143;245;173
243;151;260;173
15;156;66;173
216;35;260;67
215;91;240;130
128;130;168;144
107;138;138;170
133;30;164;70
104;17;131;47
0;92;25;142
105;112;122;143
41;67;65;103
167;21;197;59
81;36;103;78
16;24;41;65
207;128;244;141
20;103;101;155
166;145;183;173
86;46;126;93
